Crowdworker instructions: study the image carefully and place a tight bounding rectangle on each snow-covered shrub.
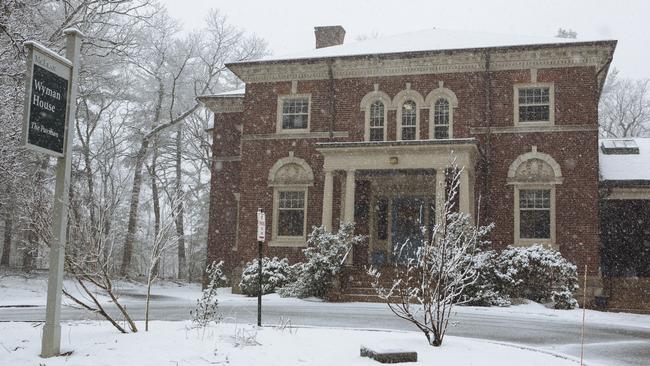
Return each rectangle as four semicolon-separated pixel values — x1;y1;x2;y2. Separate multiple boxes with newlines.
463;250;511;307
552;289;579;310
494;245;579;309
190;261;224;328
279;223;364;298
239;257;291;296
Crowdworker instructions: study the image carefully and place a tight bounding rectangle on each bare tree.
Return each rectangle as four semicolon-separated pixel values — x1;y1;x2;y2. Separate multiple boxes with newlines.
119;9;267;276
599;69;650;138
369;163;493;347
145;193;182;331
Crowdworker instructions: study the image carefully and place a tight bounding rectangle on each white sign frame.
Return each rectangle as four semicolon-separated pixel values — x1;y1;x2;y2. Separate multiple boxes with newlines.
22;41;73;158
257;209;266;242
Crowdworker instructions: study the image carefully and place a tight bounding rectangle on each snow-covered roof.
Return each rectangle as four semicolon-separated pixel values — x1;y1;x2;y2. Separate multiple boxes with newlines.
599;138;650;182
214;88;245;97
256;28;610;63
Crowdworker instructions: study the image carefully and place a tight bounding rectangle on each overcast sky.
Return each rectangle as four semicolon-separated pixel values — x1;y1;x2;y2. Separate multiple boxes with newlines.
161;0;649;79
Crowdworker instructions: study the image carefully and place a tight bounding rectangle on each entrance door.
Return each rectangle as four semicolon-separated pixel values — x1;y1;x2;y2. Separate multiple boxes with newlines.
391;197;425;263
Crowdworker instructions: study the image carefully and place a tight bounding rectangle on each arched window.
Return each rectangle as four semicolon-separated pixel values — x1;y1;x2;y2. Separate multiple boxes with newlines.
426;86;457;139
268;155;314;247
433;98;450;139
507;148;563;248
369;101;385;141
400;100;417;140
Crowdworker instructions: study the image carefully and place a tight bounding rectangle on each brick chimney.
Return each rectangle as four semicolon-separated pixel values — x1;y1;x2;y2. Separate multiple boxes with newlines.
314;26;346;49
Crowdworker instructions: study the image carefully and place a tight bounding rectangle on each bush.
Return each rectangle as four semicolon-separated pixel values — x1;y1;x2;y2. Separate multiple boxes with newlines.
279;223;364;298
463;250;511;307
190;261;225;328
239;257;291;296
493;245;579;309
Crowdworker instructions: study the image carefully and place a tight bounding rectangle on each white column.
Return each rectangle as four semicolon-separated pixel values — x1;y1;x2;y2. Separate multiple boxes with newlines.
435;168;446;226
344;169;356;223
459;169;475;221
322;170;334;230
343;170;356;265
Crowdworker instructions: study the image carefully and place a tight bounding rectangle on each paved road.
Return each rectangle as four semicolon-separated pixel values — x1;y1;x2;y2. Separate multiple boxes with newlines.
1;296;648;366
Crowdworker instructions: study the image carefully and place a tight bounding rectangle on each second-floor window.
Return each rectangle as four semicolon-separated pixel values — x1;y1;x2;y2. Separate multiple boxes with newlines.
369;100;385;141
517;86;552;123
401;100;417;140
433;98;450;139
280;96;310;130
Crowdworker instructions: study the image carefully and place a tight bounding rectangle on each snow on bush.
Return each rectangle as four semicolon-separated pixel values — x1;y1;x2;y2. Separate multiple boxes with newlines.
239;257;291;296
279;223;364;298
190;261;225;328
463;250;512;307
493;245;579;309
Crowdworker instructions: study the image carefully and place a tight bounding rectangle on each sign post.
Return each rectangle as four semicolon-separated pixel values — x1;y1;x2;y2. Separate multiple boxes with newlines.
22;28;84;358
256;208;265;327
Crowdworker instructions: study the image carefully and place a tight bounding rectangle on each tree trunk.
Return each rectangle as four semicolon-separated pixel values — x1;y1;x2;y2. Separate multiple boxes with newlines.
120;140;149;276
149;141;161;278
175;126;186;280
1;213;12;266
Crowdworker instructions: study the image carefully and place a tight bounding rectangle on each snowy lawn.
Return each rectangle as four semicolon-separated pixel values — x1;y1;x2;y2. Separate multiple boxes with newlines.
0;321;583;366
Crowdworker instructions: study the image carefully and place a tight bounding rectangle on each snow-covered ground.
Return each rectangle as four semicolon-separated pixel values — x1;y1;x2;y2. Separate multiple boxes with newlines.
1;271;649;332
0;272;201;307
0;321;583;366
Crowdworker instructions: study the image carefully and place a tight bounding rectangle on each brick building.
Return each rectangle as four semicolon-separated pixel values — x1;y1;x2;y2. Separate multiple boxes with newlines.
200;26;624;307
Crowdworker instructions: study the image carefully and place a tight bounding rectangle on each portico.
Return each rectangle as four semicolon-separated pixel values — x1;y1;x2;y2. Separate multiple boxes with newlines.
316;139;478;264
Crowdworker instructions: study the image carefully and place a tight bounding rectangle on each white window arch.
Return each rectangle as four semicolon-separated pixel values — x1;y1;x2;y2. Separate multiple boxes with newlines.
393;87;424;141
268;155;314;247
425;86;458;139
507;147;563;248
360;88;392;142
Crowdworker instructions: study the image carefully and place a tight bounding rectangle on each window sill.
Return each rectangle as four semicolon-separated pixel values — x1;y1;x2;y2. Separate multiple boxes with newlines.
269;238;307;247
514;239;557;250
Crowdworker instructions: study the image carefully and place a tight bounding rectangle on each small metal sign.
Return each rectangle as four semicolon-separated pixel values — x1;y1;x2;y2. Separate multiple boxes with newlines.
22;42;72;157
257;209;266;242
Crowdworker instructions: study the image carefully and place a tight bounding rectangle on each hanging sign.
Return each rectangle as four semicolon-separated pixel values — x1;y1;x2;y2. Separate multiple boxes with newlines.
257;209;266;242
22;42;72;157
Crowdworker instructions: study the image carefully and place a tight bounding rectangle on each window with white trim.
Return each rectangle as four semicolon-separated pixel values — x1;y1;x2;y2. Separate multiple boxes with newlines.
268;155;314;247
369;100;385;141
514;84;554;125
278;95;310;131
277;190;306;237
433;98;450;139
508;148;562;248
400;100;417;140
518;189;551;239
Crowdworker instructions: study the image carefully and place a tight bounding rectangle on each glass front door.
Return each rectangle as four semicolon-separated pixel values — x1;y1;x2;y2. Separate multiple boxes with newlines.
391;197;426;263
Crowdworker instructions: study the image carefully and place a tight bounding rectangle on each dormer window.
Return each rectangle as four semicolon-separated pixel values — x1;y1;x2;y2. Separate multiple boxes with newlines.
277;95;310;132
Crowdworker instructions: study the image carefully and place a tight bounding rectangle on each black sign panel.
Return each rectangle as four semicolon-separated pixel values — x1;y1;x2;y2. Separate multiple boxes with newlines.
27;64;69;155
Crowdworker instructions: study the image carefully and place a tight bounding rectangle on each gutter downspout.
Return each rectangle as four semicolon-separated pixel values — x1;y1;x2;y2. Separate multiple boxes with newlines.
479;50;493;226
327;59;336;139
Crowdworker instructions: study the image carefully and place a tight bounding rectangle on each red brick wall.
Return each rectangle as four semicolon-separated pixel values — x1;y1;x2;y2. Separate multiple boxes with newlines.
208;65;603;281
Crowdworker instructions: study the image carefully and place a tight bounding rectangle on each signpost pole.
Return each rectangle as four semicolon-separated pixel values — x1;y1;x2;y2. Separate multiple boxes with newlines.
256;208;265;327
41;28;84;358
